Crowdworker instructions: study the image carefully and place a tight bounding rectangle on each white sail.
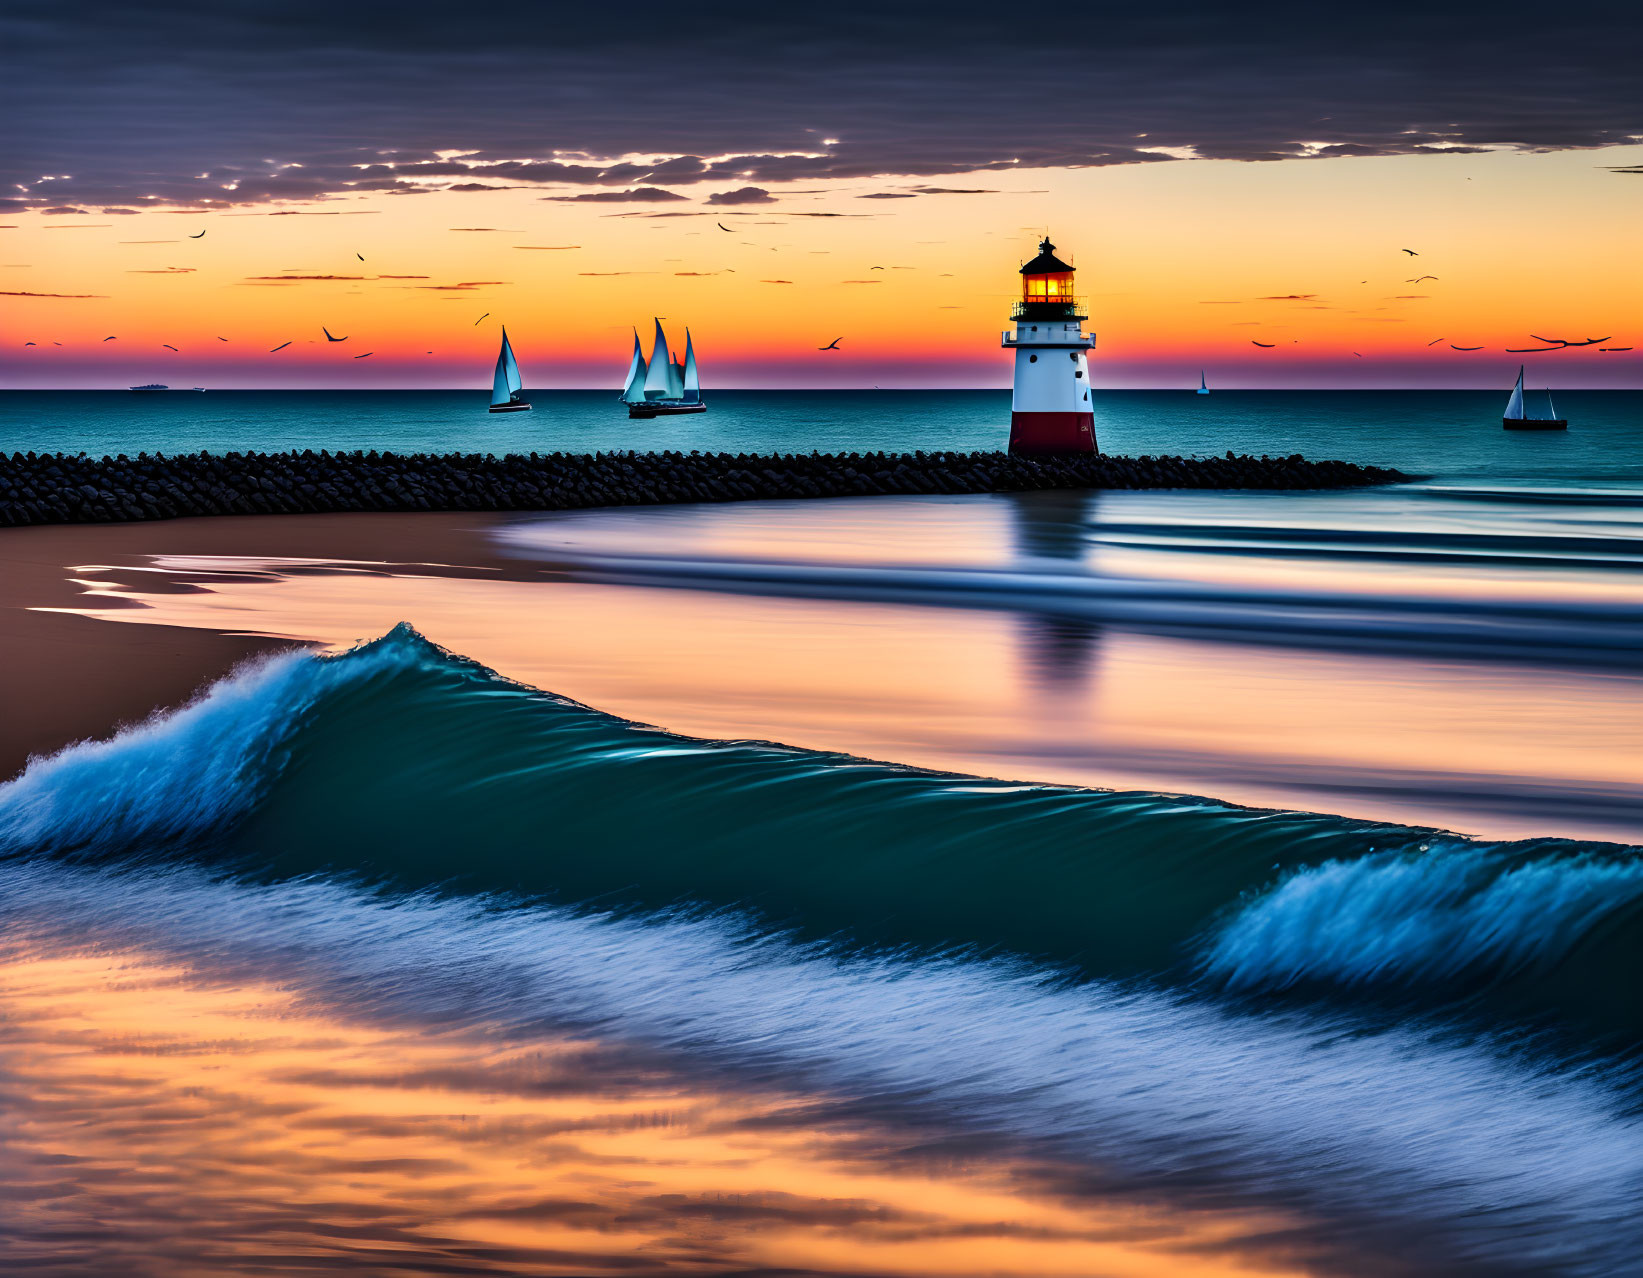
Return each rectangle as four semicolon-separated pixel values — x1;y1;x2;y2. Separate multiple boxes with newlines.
619;330;647;403
642;319;673;400
491;329;522;406
682;329;700;402
1544;389;1557;421
1503;365;1525;420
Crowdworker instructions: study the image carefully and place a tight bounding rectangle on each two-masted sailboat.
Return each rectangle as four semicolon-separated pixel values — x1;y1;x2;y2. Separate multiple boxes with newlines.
1502;364;1565;430
489;327;530;413
620;319;705;418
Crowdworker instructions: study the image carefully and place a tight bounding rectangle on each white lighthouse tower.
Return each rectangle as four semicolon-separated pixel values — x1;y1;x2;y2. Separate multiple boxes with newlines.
1002;237;1096;455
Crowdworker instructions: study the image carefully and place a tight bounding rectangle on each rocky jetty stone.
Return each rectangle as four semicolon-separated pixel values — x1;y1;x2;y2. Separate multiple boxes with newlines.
0;449;1409;528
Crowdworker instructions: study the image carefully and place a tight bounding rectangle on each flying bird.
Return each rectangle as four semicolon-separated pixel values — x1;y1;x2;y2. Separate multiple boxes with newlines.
1401;248;1418;255
1353;352;1363;357
269;341;292;352
1450;344;1483;351
1563;336;1611;347
190;230;206;239
1408;275;1439;283
1529;335;1571;346
717;223;733;232
1426;338;1445;346
23;341;35;346
1251;341;1276;348
322;327;347;342
819;338;843;350
353;351;373;359
162;343;179;351
103;336;117;342
473;313;489;325
217;336;228;342
52;342;61;346
356;252;364;261
870;265;885;270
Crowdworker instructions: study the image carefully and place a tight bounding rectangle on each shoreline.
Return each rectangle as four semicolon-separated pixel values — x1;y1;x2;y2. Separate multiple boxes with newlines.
0;448;1409;529
0;512;514;780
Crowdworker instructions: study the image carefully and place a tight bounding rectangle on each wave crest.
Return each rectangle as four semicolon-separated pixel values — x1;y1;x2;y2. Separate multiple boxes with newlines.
1203;843;1643;990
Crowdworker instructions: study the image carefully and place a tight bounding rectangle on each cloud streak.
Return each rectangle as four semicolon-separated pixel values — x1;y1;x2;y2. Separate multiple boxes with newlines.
3;1;1637;212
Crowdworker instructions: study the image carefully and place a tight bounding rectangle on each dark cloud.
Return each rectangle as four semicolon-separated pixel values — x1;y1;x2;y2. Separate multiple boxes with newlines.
410;280;507;289
859;192;917;199
2;290;106;298
706;186;776;205
245;274;365;281
544;187;688;203
2;1;1639;211
1258;294;1319;301
126;266;195;273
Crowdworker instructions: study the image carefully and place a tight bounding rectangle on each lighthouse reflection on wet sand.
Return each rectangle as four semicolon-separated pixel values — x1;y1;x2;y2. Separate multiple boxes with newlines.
1003;237;1097;454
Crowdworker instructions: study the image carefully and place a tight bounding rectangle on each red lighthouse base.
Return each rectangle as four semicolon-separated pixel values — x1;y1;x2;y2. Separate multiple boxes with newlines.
1008;411;1097;456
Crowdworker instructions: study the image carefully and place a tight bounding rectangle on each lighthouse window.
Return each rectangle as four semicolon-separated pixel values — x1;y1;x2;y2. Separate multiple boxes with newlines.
1029;354;1037;362
1068;353;1077;361
1075;370;1084;378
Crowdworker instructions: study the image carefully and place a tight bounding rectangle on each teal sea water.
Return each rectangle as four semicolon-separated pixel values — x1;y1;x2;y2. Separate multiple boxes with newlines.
1;388;1641;1273
2;627;1643;1275
3;388;1641;481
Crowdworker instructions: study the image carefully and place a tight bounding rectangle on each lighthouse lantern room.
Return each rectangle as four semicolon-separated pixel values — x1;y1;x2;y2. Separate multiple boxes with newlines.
1002;237;1096;455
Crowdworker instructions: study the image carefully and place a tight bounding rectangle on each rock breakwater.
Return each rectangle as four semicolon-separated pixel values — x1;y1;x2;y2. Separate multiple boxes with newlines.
0;449;1407;528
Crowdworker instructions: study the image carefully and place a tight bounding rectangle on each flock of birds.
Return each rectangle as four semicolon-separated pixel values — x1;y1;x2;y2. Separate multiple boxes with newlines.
13;232;1634;361
1245;248;1632;354
17;227;869;357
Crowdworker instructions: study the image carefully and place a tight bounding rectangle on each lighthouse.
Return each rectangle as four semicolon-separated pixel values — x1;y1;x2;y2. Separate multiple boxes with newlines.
1002;237;1096;455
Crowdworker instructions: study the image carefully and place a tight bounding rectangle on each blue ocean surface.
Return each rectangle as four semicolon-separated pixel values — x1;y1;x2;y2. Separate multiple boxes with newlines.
2;388;1641;481
2;387;1641;1274
2;626;1642;1275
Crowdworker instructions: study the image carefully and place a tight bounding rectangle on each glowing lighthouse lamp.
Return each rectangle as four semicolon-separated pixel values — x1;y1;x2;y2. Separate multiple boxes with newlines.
1002;237;1096;455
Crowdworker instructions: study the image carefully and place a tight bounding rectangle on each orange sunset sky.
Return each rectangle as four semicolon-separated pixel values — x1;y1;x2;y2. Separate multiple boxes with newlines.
4;144;1640;390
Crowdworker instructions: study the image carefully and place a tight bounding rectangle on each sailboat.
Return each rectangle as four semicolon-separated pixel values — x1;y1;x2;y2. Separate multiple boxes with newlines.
1501;364;1565;430
488;327;530;414
622;319;706;418
1196;370;1209;395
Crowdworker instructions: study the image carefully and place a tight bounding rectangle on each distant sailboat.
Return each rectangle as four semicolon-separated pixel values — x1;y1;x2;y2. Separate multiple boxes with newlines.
1196;370;1209;395
1501;364;1565;430
627;318;706;418
619;329;647;405
489;327;530;414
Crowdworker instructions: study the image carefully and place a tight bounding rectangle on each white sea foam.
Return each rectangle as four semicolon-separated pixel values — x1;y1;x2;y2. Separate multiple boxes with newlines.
1203;844;1643;990
0;859;1638;1274
0;629;428;856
